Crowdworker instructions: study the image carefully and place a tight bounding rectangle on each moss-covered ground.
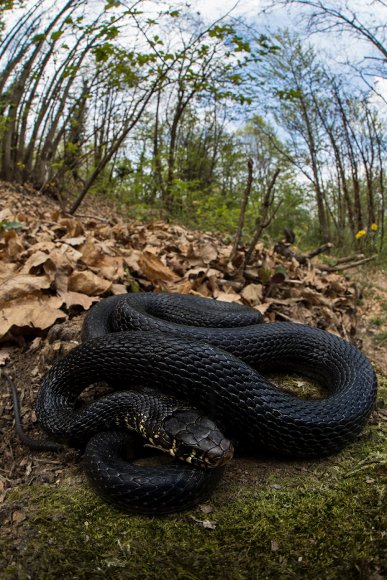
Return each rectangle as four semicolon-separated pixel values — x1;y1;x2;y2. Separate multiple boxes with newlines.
1;375;386;580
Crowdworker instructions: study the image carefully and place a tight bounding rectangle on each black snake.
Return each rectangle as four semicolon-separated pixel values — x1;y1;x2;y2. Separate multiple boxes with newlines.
34;293;377;514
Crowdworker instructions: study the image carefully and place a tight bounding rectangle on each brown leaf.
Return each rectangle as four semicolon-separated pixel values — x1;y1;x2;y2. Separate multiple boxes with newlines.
4;230;24;260
68;271;112;296
0;294;66;340
241;283;263;305
197;242;218;264
0;208;14;221
255;303;271;315
0;261;17;282
43;249;74;283
21;241;56;256
168;280;195;294
58;217;84;237
91;256;125;281
186;267;221;280
300;287;331;306
63;235;86;247
22;250;51;274
213;289;242;303
111;284;128;295
0;346;17;365
138;251;178;284
12;510;26;525
124;250;142;272
199;504;213;514
80;236;104;266
0;274;50;303
58;290;98;310
202;519;216;530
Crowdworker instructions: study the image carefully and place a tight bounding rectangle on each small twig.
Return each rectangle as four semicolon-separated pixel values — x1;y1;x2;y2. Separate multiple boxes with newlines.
323;254;377;272
245;167;281;265
63;212;110;223
0;368;64;452
230;158;254;263
274;241;333;265
305;242;334;259
334;253;365;265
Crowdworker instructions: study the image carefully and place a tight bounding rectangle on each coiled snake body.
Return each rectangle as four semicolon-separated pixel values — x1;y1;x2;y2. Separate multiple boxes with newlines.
35;293;377;514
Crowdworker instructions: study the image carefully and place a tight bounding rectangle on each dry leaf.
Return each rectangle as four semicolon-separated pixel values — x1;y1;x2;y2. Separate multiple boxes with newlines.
124;250;142;272
202;519;216;530
0;346;17;365
0;294;66;339
0;183;361;343
111;284;128;295
190;516;217;530
58;217;84;237
68;270;112;296
91;256;125;281
0;261;17;282
12;510;26;525
0;274;50;303
300;287;331;307
64;235;86;247
21;241;56;256
0;208;14;221
213;289;242;303
199;504;213;514
241;283;263;305
80;236;104;266
58;290;98;310
4;230;24;259
255;303;271;315
139;251;178;284
22;250;51;273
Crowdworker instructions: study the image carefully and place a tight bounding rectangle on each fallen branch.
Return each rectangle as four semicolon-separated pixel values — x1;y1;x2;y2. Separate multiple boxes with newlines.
323;255;377;272
274;242;333;265
65;212;110;223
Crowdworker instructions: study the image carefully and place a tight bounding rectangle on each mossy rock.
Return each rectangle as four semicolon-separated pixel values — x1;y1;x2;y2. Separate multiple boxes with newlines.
1;376;386;579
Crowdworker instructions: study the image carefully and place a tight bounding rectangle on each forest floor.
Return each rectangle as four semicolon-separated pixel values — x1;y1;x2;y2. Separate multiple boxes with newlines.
0;183;386;579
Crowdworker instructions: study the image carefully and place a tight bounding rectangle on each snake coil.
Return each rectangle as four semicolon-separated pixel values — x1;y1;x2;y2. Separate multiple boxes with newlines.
35;293;377;514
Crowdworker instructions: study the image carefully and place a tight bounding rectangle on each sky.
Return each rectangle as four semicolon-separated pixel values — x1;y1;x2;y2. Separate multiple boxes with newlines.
193;0;387;103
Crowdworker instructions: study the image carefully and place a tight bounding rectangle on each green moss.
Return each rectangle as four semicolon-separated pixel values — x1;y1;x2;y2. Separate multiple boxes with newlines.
1;376;386;580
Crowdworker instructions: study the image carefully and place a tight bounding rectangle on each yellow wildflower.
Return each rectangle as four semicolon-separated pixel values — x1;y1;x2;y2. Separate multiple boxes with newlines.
371;223;378;231
355;229;367;239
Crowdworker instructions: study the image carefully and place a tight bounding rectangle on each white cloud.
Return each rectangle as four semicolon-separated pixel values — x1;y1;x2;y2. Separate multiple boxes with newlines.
194;0;266;23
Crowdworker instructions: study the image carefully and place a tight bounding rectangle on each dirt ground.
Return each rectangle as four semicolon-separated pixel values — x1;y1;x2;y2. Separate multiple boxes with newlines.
355;269;387;374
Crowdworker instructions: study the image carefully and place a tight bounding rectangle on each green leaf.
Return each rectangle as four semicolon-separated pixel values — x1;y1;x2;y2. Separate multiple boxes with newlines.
51;30;64;42
32;33;47;43
0;220;23;231
275;88;303;101
104;0;121;9
208;24;235;40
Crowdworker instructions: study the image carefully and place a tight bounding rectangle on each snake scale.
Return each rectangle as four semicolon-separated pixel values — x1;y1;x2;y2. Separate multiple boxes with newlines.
35;292;377;514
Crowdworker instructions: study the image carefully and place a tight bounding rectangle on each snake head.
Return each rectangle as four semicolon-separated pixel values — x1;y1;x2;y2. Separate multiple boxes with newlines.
160;410;234;468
